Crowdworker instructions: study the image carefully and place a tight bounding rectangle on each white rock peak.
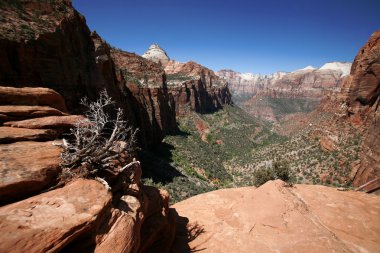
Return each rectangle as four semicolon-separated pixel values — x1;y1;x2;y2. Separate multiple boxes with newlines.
319;62;352;76
301;65;315;70
142;43;170;66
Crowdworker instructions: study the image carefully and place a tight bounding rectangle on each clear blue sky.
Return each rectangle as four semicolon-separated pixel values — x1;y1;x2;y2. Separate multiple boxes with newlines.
73;0;380;74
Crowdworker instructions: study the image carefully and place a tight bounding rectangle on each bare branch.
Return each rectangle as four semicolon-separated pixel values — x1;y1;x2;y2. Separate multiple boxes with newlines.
59;90;139;186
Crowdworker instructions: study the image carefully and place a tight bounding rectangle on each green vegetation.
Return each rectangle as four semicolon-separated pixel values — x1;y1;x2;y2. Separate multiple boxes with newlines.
141;105;286;203
253;161;294;186
20;24;35;39
142;104;360;203
253;168;275;186
267;97;320;115
166;73;193;82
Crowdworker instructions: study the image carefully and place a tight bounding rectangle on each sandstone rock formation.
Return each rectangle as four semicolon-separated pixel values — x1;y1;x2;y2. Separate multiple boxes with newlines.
340;30;380;187
165;60;232;116
0;86;176;252
0;87;83;204
171;180;380;253
0;179;112;253
0;141;62;203
142;43;170;66
110;47;177;147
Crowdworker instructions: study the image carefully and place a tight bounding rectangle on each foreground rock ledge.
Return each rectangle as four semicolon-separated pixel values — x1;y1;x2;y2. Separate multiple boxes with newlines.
171;180;380;253
0;179;111;253
0;141;62;203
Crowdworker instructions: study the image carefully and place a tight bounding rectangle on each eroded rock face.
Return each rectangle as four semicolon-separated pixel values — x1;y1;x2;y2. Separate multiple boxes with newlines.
171;180;380;253
165;61;232;116
0;0;108;113
343;30;380;186
110;48;177;147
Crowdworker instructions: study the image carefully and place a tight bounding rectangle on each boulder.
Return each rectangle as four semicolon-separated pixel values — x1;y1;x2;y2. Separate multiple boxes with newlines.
0;179;111;253
0;141;62;203
94;195;142;253
171;180;380;253
4;115;85;129
319;136;337;152
0;87;68;113
0;126;59;143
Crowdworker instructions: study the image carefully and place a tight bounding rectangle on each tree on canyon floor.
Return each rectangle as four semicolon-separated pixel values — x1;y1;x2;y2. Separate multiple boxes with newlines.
253;161;293;186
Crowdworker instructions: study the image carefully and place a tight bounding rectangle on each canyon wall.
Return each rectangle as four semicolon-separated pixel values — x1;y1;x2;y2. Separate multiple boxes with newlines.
110;48;177;148
165;60;232;116
0;0;179;148
341;30;380;186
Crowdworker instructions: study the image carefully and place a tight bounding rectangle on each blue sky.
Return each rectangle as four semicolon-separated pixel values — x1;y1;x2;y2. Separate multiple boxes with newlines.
73;0;380;74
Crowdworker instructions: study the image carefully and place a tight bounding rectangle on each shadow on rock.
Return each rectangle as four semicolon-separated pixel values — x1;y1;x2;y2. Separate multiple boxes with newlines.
170;208;206;253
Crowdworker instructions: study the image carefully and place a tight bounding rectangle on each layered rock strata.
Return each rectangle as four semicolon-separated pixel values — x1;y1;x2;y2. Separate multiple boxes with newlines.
110;48;177;147
165;60;232;116
339;30;380;186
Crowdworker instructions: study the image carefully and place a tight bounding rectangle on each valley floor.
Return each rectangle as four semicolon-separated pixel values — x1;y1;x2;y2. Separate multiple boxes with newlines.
141;105;361;203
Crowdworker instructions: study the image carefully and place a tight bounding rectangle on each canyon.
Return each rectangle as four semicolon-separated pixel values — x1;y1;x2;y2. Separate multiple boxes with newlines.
0;0;379;253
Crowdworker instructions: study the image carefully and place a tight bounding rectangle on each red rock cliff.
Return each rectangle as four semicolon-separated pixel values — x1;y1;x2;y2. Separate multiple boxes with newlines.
0;0;176;148
165;60;232;116
342;30;380;186
110;48;177;148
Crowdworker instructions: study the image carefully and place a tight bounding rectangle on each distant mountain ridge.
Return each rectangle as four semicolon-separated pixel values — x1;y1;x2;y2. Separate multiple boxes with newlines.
217;62;352;121
217;61;351;96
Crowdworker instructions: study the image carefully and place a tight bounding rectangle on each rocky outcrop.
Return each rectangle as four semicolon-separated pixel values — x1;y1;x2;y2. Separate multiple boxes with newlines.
165;60;232;116
0;87;84;204
171;180;380;253
0;86;176;252
111;48;177;147
341;30;380;186
142;44;170;66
